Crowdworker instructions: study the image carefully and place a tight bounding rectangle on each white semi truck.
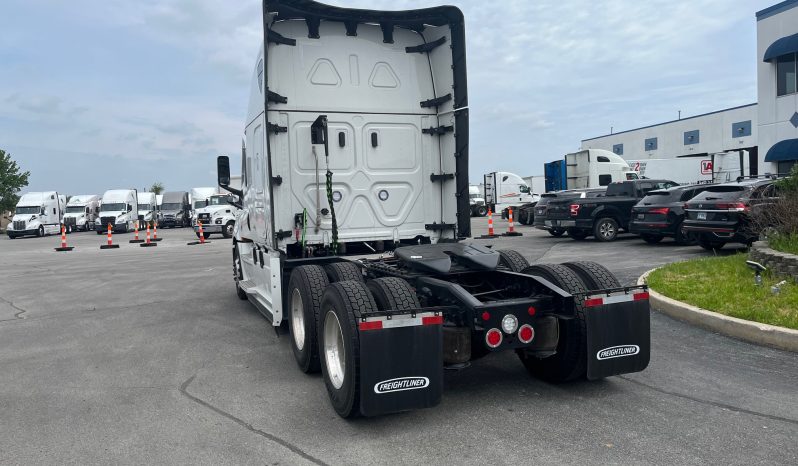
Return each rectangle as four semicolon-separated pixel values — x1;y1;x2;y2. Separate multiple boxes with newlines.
95;189;139;234
137;192;158;228
63;194;100;232
219;0;650;419
192;193;239;238
627;151;750;185
6;192;64;238
468;185;487;217
189;187;218;222
483;171;540;218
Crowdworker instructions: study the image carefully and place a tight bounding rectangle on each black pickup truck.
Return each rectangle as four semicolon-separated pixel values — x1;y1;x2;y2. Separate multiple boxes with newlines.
546;180;678;241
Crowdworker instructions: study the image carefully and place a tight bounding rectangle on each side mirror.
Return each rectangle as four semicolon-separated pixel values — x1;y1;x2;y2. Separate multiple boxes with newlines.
217;156;231;186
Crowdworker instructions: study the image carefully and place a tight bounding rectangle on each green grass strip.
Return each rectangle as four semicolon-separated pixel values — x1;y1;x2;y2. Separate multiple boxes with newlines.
647;254;798;330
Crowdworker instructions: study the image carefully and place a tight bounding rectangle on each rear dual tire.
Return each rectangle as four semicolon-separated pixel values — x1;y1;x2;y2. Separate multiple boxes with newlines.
287;265;330;374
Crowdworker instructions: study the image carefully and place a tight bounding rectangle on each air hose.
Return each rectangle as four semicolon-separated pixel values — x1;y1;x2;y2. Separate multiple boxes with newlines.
325;170;339;255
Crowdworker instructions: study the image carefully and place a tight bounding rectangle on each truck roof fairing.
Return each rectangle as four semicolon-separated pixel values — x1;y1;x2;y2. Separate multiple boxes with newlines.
261;0;471;238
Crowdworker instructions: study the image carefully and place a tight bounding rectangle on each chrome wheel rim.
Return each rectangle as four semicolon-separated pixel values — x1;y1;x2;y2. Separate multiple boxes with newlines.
323;310;346;390
226;223;234;236
600;222;615;238
291;289;305;351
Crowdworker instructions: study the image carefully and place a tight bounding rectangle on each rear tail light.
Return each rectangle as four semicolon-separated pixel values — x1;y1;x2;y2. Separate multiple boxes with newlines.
518;324;535;344
648;207;669;215
485;328;503;348
501;314;519;334
570;204;580;216
715;202;749;212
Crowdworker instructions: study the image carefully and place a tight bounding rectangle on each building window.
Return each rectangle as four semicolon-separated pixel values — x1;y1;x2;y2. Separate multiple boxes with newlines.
684;130;700;145
732;121;751;138
612;144;623;155
777;53;797;96
645;137;657;151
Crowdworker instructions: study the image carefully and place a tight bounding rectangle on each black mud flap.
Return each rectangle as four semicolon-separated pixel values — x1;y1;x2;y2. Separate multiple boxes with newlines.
583;288;651;380
358;312;443;417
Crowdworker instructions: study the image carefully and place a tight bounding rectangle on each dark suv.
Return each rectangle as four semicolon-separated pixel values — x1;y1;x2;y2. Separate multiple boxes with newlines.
682;178;780;250
630;184;718;245
533;188;606;237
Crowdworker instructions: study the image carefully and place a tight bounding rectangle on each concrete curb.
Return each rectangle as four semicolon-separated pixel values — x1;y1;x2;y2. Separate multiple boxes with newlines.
638;268;798;353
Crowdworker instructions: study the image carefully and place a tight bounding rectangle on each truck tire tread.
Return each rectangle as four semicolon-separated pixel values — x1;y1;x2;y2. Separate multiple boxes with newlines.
561;261;621;291
367;277;419;311
288;265;329;373
497;249;530;273
325;262;364;283
320;280;378;418
518;264;589;382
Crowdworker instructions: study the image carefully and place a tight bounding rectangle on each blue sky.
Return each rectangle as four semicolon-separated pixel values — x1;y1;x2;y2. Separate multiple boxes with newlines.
0;0;777;194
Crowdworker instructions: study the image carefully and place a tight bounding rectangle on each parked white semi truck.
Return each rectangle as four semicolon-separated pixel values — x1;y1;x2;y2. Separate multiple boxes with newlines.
220;0;650;419
483;171;540;217
189;187;218;221
6;192;64;238
137;192;158;228
95;189;138;233
468;185;487;217
63;194;100;232
192;193;239;238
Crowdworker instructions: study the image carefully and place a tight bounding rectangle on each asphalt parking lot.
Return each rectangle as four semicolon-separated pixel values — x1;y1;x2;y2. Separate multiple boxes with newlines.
1;220;796;465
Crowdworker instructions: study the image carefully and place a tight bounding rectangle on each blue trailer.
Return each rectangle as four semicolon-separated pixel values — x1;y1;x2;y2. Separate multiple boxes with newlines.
544;160;566;192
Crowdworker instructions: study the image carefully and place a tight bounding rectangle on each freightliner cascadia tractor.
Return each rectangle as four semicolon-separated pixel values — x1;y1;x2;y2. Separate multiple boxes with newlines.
216;0;650;418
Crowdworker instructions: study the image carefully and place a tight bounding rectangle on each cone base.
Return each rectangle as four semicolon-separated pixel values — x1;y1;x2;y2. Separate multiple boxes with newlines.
129;239;145;243
503;232;523;237
140;243;157;247
151;238;163;242
186;241;211;245
54;247;74;252
476;234;500;239
100;245;120;249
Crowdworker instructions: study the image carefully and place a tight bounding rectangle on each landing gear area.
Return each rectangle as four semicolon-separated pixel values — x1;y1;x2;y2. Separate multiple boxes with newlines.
248;243;650;418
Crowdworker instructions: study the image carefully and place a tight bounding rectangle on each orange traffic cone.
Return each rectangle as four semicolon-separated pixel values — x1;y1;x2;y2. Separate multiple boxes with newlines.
187;220;210;245
100;223;120;249
477;208;500;239
152;221;162;242
140;222;157;247
54;224;74;251
503;207;522;237
130;221;144;243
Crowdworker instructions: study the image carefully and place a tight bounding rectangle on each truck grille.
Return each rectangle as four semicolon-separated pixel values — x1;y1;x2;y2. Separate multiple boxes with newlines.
13;220;26;231
64;217;77;227
100;216;116;227
197;213;211;223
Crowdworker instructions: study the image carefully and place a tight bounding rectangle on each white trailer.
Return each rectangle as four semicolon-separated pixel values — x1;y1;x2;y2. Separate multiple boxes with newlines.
192;193;239;238
96;189;138;233
522;175;546;196
137;192;158;227
6;192;64;238
565;149;638;189
63;194;100;232
483;171;540;217
627;151;750;184
219;0;650;419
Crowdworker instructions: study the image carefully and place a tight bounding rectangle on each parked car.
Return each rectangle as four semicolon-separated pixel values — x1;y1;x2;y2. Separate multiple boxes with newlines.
533;188;606;236
629;183;719;245
547;180;678;241
682;177;780;250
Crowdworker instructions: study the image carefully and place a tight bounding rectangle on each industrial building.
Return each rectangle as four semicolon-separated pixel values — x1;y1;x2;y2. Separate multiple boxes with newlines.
581;0;798;177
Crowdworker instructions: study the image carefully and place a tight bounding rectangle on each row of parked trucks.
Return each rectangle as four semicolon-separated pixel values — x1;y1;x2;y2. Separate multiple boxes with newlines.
6;187;240;239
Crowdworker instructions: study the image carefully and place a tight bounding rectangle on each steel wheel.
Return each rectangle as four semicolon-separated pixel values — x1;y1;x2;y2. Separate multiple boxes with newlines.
225;222;234;238
323;310;346;390
291;288;306;351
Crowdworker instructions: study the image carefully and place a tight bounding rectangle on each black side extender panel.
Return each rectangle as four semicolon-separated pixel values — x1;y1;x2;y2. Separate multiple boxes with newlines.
359;321;443;417
585;299;650;380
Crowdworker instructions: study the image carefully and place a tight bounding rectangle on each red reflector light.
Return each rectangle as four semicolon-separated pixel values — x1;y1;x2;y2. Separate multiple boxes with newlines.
633;292;650;301
422;315;443;326
584;297;604;307
518;324;535;344
570;204;580;216
358;320;383;331
715;202;748;211
527;306;536;316
481;311;491;321
648;207;669;215
485;328;502;348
